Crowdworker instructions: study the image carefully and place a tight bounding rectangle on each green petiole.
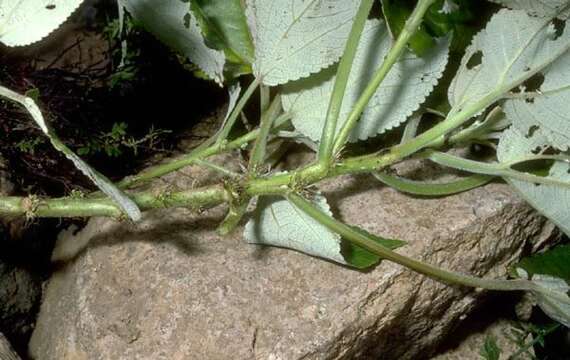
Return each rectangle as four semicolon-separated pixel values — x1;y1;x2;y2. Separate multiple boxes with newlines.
372;171;494;196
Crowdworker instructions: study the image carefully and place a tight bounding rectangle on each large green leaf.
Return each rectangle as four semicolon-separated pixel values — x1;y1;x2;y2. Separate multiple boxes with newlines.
513;245;570;328
381;0;437;56
448;9;570;119
122;0;225;84
0;0;84;46
282;20;450;142
244;195;403;269
244;195;346;263
515;245;570;282
497;127;570;236
190;0;254;76
245;0;360;86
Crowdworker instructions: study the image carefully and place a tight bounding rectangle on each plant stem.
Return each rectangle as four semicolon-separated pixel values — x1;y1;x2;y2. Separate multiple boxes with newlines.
116;112;292;189
0;146;407;218
194;159;241;179
317;0;374;168
216;78;260;145
379;91;502;163
332;0;437;153
428;151;570;188
0;185;227;218
260;84;270;113
248;95;282;173
287;192;542;292
508;323;560;360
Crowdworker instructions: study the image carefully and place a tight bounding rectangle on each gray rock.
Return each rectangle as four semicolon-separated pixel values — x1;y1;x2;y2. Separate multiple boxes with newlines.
29;158;557;359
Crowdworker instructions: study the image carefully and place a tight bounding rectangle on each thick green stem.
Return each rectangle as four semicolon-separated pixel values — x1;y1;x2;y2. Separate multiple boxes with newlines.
0;146;398;218
287;193;541;292
317;0;374;168
0;185;227;218
332;0;437;153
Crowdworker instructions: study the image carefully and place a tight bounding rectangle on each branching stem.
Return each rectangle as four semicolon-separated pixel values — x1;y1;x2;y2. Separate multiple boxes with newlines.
317;0;374;169
332;0;437;153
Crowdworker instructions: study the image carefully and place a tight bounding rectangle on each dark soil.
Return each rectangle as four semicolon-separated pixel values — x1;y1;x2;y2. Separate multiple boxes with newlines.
0;2;226;357
0;25;225;197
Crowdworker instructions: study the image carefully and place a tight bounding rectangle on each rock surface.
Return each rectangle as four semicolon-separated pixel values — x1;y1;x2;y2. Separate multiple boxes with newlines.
29;157;557;359
433;318;534;359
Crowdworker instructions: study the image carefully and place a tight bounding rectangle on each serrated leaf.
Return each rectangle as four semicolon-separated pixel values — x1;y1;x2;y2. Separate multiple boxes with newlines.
448;9;570;120
245;0;360;86
191;0;254;77
0;86;141;221
488;0;570;19
0;0;84;47
282;20;450;142
122;0;225;85
245;195;403;268
497;127;570;236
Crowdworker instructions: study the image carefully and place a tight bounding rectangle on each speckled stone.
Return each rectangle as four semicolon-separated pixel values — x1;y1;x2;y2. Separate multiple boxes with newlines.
29;156;557;359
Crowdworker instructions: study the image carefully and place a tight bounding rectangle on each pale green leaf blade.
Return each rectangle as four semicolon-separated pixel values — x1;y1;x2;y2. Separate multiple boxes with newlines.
0;86;141;221
531;274;570;328
513;244;570;327
515;269;570;328
245;0;360;86
191;0;254;68
122;0;225;85
504;54;570;151
244;195;346;264
0;0;84;47
282;20;450;142
244;194;403;268
488;0;570;19
448;9;570;119
497;127;570;236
